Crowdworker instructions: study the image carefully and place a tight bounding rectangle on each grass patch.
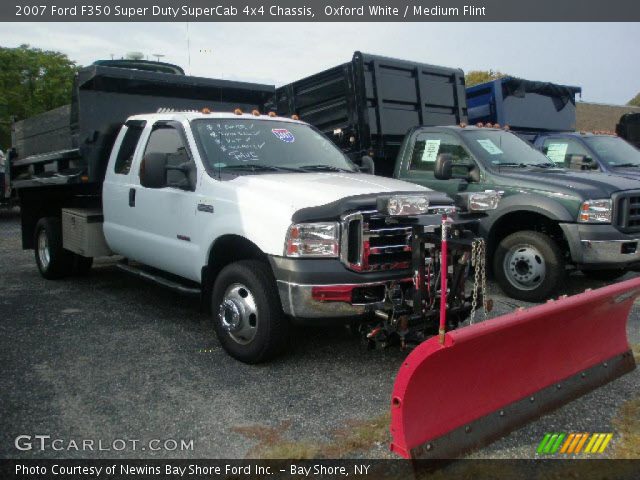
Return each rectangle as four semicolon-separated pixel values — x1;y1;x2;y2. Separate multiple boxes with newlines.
231;413;391;459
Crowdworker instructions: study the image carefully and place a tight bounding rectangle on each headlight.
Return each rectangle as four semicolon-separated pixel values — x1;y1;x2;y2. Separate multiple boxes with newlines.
578;199;612;223
377;194;430;216
456;191;501;211
285;222;339;257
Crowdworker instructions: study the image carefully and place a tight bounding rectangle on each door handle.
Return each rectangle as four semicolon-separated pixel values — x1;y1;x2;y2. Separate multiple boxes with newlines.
129;188;136;207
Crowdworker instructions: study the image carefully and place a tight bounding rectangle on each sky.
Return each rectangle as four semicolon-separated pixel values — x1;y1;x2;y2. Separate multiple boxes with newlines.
2;22;639;104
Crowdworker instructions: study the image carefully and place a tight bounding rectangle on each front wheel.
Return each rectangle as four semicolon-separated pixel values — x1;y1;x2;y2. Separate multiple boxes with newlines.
493;230;565;302
211;260;289;364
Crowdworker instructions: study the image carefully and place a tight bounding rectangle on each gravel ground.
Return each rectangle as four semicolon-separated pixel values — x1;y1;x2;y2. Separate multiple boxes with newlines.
1;208;638;460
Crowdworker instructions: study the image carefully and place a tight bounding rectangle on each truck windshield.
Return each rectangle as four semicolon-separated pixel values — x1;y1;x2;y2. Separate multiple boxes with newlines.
191;119;357;174
462;129;554;167
583;136;640;167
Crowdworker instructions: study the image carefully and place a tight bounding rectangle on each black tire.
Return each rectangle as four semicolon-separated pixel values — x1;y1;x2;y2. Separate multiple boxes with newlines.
582;269;626;282
493;230;565;302
73;255;94;276
211;260;289;363
34;217;74;279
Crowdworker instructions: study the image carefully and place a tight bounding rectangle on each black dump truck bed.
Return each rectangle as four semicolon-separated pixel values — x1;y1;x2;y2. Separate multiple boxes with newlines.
617;112;640;149
275;52;467;177
9;65;275;190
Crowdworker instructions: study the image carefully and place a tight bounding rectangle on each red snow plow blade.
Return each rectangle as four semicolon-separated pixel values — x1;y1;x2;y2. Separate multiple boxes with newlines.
390;277;640;459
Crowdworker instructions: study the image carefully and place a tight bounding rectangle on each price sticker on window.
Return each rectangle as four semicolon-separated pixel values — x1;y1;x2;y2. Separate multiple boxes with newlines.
545;143;569;165
421;139;441;162
477;139;504;155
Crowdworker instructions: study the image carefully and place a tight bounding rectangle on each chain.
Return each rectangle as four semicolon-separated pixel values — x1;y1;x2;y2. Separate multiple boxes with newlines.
470;238;488;324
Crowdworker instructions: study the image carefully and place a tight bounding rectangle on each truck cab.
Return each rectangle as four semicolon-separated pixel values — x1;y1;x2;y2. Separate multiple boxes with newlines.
533;131;640;179
394;125;640;301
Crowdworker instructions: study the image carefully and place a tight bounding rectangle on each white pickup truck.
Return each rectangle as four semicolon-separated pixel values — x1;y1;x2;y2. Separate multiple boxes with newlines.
24;110;498;363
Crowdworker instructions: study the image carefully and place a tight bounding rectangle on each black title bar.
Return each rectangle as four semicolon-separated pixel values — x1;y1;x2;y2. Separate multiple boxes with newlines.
3;0;640;22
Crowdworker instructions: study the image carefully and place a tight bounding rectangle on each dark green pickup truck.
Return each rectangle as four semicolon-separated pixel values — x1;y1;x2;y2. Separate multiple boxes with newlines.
393;125;640;301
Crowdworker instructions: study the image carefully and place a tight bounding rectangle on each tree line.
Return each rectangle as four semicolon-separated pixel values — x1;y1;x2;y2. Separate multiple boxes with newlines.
0;45;638;150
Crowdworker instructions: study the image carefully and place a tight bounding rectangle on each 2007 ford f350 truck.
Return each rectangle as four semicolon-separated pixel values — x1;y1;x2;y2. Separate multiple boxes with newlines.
21;110;498;363
12;62;498;363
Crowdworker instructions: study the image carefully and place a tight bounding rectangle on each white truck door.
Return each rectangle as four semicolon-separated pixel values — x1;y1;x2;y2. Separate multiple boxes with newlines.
103;120;148;255
126;121;201;281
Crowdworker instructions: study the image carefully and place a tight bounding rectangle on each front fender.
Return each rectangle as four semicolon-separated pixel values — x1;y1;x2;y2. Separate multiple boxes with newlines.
480;192;577;238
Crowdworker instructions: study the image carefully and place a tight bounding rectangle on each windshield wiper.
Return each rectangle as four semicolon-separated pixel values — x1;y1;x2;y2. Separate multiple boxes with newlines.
222;164;301;173
297;164;353;172
497;162;529;168
612;163;640;168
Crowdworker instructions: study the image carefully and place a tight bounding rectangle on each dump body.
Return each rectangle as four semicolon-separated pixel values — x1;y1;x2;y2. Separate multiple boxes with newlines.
276;52;467;177
466;77;582;139
8;65;275;193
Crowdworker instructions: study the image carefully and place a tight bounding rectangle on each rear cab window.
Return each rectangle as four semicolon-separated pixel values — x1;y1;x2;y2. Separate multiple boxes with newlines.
114;121;146;175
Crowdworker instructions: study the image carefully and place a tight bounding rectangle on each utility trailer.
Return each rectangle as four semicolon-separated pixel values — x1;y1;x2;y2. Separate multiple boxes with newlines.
10;64;275;249
275;51;467;177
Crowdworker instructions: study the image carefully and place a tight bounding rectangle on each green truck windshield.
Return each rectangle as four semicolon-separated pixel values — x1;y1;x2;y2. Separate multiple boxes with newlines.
191;119;356;174
462;130;553;167
583;136;640;167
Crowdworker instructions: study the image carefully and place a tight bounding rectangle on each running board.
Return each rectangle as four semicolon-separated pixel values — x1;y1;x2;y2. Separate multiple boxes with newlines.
116;262;201;297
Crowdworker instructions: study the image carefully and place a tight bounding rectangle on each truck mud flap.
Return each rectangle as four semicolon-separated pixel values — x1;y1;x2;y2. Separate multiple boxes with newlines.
390;277;640;459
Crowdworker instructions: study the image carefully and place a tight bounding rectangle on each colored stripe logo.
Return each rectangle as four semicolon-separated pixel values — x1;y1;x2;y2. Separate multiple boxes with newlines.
537;433;613;455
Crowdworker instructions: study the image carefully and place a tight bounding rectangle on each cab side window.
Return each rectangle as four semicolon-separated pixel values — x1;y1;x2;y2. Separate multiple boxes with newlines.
142;125;194;189
114;123;145;175
409;133;473;173
541;138;592;167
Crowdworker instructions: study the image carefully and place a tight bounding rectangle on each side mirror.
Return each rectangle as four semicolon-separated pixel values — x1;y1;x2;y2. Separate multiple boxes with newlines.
359;155;375;175
140;153;167;188
434;153;453;180
569;154;596;171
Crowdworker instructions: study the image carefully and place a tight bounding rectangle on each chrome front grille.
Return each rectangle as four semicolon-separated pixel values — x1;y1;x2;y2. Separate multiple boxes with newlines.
615;192;640;233
340;211;413;272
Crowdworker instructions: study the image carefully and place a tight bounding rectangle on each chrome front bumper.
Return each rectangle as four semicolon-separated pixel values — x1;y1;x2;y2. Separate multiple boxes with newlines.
580;239;640;264
277;280;389;319
560;223;640;266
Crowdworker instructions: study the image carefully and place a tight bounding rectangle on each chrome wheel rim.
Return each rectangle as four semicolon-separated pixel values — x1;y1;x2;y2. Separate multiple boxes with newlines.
218;283;258;345
503;244;546;291
37;229;50;270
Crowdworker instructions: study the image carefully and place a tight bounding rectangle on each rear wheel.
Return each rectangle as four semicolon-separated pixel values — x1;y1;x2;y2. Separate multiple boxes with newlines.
582;269;626;282
493;230;565;302
34;217;74;279
211;260;289;363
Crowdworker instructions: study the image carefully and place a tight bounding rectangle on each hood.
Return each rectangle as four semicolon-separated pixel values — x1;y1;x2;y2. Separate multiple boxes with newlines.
606;168;640;182
230;172;429;211
494;168;640;198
